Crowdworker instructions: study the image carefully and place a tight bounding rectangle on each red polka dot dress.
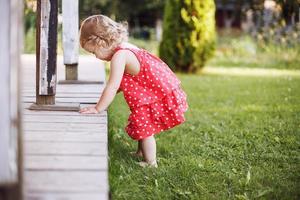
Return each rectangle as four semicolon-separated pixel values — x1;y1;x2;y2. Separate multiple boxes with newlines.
115;46;188;140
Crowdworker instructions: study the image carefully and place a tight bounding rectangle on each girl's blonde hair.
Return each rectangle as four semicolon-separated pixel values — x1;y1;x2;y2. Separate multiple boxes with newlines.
79;15;128;51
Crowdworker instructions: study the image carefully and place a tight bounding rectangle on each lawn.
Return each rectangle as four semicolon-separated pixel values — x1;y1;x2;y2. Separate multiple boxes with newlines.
108;70;300;199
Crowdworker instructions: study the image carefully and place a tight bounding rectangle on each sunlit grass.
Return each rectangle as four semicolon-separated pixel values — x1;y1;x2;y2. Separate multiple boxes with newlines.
200;66;300;77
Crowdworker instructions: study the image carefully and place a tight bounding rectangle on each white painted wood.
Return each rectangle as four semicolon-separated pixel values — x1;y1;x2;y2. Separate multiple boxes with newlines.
62;0;79;64
22;92;101;98
24;131;107;142
24;141;107;156
23;115;107;123
23;122;106;131
26;84;104;94
25;192;108;200
0;0;22;185
22;97;100;103
25;155;107;170
24;171;108;192
22;109;107;117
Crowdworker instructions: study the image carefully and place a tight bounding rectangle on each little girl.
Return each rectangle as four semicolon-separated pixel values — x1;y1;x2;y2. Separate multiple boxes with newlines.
79;15;188;168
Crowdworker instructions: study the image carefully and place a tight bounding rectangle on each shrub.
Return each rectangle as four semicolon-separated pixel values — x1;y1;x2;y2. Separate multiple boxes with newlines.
159;0;216;73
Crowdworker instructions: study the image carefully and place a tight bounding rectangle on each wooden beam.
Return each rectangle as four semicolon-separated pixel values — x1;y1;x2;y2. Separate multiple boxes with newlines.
28;103;80;112
62;0;79;80
0;0;23;199
36;0;58;104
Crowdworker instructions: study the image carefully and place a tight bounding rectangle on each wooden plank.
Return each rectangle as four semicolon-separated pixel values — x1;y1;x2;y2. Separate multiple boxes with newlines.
24;88;103;94
22;110;106;117
25;155;107;170
22;92;101;98
22;97;99;103
24;131;107;142
23;115;107;123
22;90;102;95
24;84;104;91
28;102;80;111
23;122;107;131
24;171;108;192
25;192;108;200
58;80;104;84
24;141;107;156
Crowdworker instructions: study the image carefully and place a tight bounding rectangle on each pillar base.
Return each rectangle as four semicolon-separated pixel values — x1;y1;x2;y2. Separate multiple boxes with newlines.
65;64;78;80
28;102;80;111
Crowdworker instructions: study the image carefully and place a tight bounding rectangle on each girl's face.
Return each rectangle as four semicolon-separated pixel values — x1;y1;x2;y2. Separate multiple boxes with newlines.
84;43;113;61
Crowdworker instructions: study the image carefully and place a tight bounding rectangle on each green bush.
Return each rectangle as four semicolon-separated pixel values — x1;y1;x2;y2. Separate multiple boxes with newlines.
159;0;216;73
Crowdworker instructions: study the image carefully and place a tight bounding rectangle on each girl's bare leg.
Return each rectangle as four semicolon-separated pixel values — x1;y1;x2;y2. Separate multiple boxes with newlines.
140;135;157;166
130;140;143;157
136;140;143;156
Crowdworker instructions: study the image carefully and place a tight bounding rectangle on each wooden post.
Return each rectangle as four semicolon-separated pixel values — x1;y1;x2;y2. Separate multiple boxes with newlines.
62;0;79;80
0;0;23;199
36;0;58;105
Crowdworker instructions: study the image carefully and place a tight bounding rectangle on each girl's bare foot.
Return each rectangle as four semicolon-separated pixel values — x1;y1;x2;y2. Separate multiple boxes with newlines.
137;160;158;168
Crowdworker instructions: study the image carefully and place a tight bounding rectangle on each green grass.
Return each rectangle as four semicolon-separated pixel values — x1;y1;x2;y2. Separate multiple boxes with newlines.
108;72;300;199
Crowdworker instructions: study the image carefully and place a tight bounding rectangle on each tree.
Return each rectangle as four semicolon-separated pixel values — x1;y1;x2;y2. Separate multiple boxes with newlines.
159;0;216;73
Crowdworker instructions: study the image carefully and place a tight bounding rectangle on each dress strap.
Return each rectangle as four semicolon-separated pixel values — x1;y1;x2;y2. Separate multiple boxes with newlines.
114;46;141;53
114;46;142;63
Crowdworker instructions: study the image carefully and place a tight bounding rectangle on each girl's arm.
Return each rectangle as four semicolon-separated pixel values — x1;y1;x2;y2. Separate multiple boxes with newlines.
80;50;126;114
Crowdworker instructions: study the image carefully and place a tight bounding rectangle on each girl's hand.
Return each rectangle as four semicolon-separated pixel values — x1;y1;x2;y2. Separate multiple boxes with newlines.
79;106;99;114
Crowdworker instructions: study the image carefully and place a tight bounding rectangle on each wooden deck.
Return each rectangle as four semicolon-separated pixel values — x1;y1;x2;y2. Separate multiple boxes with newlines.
21;55;109;200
